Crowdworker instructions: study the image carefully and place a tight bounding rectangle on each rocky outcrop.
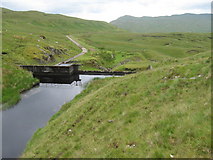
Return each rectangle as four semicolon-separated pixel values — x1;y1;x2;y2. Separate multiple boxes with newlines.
33;46;68;63
44;46;68;56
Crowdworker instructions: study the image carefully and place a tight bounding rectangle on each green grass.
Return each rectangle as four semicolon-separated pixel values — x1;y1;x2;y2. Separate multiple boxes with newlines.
110;14;211;33
74;32;210;71
2;62;39;109
1;7;119;108
2;8;212;158
22;51;211;158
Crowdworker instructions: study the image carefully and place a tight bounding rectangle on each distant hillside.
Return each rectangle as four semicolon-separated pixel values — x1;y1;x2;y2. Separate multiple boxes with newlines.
110;14;211;33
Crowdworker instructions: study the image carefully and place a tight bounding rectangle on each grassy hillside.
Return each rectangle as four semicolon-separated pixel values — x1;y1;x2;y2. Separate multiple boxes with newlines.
110;14;211;33
2;7;118;66
1;8;119;109
15;18;210;157
2;8;117;34
22;50;211;158
73;32;211;71
2;9;211;109
2;8;211;158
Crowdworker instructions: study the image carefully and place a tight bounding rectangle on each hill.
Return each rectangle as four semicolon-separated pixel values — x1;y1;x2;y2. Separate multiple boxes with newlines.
22;50;211;158
2;8;117;34
1;8;119;108
1;8;211;158
19;26;211;158
110;14;211;33
73;32;211;71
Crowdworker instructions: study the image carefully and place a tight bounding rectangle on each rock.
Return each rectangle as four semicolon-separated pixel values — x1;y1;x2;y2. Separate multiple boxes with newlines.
147;65;153;70
2;52;8;55
40;35;46;39
123;92;128;96
112;142;119;148
174;75;180;79
111;54;115;59
127;143;136;148
108;120;114;123
164;42;171;46
44;46;66;55
68;129;72;132
187;50;199;54
170;154;174;158
198;74;202;77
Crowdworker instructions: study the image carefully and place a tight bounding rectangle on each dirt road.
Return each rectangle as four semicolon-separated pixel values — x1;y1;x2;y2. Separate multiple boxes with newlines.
55;35;87;66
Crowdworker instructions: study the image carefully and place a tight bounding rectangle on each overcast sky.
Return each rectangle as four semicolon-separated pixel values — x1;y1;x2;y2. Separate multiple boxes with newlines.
1;0;212;22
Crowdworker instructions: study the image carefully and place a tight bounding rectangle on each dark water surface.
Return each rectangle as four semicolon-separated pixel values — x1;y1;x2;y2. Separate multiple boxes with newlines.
2;75;111;158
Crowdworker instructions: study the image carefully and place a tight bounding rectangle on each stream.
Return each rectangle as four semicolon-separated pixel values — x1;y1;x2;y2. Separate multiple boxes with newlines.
2;75;112;158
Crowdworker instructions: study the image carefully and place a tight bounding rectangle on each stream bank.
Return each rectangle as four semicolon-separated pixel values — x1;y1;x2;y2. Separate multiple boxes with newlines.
2;75;113;158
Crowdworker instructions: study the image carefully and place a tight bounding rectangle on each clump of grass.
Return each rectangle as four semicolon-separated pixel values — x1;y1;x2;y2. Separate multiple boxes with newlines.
2;62;39;110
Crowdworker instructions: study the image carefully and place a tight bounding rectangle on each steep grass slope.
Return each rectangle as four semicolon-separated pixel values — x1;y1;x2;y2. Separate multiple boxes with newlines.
110;14;211;33
22;51;211;158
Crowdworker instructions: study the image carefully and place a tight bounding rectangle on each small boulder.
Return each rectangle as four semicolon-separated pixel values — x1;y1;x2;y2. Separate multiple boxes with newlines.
108;120;114;123
2;52;8;55
68;129;72;132
170;154;174;158
40;35;46;39
147;65;153;70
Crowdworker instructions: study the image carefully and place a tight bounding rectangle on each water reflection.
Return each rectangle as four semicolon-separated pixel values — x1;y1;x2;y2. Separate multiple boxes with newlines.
34;74;81;84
